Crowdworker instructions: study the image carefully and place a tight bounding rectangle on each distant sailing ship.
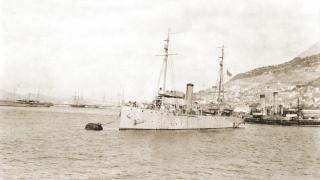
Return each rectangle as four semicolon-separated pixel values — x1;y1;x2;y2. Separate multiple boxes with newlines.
119;30;244;130
70;92;86;108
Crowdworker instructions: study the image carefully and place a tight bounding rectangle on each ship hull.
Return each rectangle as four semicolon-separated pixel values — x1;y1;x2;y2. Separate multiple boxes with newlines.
70;104;86;108
245;117;320;126
0;100;53;107
119;106;243;130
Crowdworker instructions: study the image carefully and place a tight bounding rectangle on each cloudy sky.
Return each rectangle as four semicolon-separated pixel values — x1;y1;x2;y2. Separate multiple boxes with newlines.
0;0;319;101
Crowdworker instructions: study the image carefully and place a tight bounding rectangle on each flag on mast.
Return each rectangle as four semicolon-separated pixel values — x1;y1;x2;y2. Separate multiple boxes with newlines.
227;70;232;77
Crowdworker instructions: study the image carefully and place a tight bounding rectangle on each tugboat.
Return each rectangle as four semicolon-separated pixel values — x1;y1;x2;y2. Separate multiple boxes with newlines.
119;30;244;130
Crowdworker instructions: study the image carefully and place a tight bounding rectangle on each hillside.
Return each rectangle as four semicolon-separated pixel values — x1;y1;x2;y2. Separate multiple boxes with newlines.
306;77;320;87
299;42;320;58
195;43;320;108
231;54;320;83
232;41;320;83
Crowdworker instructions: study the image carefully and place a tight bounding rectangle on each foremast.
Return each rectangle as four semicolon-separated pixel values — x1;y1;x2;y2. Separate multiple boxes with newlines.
156;29;177;106
162;30;170;91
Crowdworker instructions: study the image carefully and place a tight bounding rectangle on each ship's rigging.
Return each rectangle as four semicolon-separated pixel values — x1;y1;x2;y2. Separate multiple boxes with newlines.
156;29;178;103
156;30;231;108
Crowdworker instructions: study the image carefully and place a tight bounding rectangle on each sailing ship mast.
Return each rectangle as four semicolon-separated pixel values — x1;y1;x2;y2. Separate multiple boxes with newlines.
217;45;225;103
73;91;80;105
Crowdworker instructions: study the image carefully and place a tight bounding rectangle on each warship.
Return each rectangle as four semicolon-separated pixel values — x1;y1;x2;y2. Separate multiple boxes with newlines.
245;86;320;126
119;31;244;130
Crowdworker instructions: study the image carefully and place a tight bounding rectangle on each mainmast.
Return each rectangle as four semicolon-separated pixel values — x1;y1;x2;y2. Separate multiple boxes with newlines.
217;45;225;103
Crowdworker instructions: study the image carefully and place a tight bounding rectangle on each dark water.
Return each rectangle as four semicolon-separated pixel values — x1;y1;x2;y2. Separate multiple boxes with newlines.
0;106;320;180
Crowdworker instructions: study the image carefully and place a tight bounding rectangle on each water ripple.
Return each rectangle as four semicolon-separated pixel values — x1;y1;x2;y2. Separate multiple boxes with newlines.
1;106;320;179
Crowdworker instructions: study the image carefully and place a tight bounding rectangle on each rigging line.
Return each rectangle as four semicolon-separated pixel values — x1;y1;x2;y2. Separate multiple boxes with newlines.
170;56;176;91
168;42;176;91
214;48;220;103
169;55;179;104
156;59;166;96
214;75;219;102
101;120;117;125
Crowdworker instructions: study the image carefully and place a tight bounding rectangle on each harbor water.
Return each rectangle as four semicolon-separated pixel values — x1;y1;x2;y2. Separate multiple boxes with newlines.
0;106;320;179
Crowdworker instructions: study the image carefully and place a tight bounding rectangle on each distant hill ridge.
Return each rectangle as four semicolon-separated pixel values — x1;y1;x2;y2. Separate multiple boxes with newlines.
231;41;320;82
299;41;320;58
231;53;320;81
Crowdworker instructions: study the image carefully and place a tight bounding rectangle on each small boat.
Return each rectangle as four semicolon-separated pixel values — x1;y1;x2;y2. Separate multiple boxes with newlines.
85;123;103;131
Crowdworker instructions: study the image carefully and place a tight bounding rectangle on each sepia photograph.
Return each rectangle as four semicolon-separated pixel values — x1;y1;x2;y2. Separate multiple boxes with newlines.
0;0;320;179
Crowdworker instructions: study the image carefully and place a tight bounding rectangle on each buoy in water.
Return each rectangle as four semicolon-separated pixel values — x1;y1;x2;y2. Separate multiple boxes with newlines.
85;123;103;131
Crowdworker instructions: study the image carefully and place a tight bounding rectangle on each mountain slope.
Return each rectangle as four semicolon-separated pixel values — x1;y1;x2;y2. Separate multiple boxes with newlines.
299;41;320;58
230;54;320;84
196;43;320;108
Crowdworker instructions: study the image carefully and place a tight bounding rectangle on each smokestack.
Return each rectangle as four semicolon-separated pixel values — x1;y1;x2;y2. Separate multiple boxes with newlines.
273;92;278;115
279;105;284;116
260;94;266;115
185;83;194;113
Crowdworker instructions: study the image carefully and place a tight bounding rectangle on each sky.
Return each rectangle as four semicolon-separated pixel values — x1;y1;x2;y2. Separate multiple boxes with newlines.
0;0;319;101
